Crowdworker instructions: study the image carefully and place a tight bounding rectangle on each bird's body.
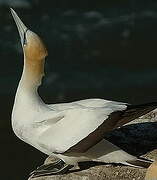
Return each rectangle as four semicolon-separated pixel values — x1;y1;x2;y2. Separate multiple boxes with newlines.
12;81;130;159
11;9;155;177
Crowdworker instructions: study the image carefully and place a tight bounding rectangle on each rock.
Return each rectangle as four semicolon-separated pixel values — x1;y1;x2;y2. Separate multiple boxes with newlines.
28;159;148;180
145;160;157;180
28;111;157;180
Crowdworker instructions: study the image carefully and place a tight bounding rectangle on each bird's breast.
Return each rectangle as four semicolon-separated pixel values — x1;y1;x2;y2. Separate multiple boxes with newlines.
12;114;33;142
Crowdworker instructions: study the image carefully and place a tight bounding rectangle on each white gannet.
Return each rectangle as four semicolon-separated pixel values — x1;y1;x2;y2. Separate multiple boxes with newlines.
11;8;155;178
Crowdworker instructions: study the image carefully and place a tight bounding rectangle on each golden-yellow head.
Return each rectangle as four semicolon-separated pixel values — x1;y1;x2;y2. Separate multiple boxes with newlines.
23;30;48;61
11;8;48;62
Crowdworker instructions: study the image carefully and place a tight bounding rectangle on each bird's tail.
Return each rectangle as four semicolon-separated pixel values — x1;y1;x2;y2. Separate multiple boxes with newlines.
124;157;153;168
88;139;152;168
115;102;157;128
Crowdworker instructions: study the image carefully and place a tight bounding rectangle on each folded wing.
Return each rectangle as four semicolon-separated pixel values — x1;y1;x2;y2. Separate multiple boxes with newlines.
38;101;157;154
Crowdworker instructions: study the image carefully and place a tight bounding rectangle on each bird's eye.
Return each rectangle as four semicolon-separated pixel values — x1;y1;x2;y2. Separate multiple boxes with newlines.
23;29;28;46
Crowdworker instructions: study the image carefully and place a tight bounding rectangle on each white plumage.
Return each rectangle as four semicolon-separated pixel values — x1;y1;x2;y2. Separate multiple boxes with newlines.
11;8;155;177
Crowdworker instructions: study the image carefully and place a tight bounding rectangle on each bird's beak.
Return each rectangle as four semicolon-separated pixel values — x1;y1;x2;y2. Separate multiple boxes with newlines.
10;8;28;47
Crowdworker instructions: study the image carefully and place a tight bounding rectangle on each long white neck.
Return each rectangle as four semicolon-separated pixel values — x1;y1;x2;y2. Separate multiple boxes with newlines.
12;55;50;149
21;53;44;89
13;55;46;118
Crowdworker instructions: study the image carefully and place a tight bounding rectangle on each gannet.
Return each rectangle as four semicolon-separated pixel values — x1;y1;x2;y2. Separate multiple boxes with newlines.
11;8;156;178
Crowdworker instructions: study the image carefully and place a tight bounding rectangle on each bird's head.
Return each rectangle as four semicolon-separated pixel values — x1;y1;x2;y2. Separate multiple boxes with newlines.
11;8;48;62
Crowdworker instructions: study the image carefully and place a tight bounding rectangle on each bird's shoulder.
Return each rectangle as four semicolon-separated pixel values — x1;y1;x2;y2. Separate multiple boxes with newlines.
48;98;128;111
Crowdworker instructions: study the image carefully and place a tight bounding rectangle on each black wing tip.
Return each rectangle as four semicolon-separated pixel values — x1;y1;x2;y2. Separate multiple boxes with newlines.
127;157;153;168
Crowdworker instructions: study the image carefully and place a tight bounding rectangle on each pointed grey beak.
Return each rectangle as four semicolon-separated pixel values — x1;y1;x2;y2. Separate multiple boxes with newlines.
10;8;28;46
